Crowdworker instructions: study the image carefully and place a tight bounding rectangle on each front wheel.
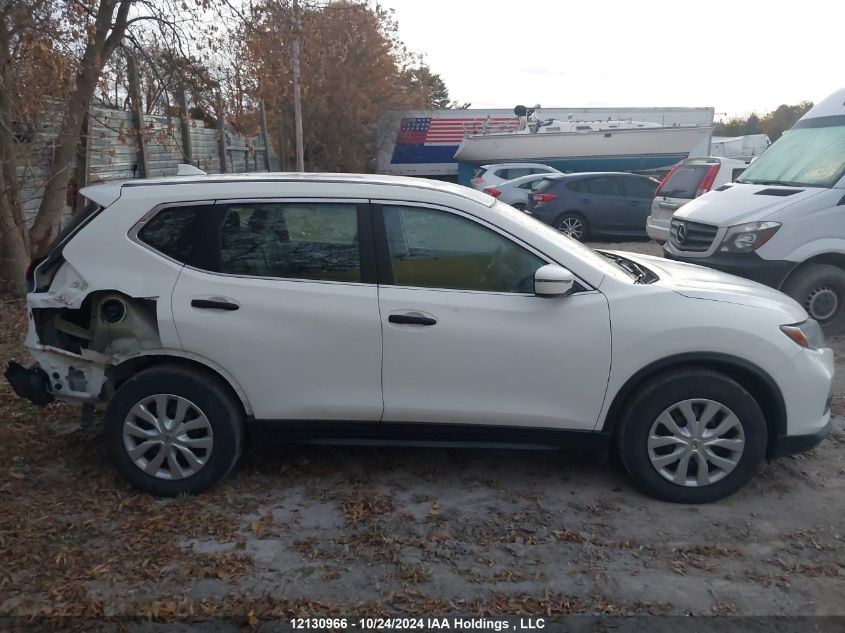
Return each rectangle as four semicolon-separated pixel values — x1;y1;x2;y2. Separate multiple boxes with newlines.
104;365;244;496
783;263;845;336
554;213;589;241
618;368;766;503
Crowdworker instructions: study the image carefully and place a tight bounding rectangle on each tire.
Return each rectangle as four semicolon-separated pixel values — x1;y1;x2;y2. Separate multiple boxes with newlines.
104;364;244;496
617;368;767;504
554;212;589;241
782;263;845;336
512;203;526;211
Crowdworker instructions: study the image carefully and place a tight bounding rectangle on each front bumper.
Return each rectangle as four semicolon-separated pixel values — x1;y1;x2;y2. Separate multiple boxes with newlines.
663;248;795;289
772;418;831;457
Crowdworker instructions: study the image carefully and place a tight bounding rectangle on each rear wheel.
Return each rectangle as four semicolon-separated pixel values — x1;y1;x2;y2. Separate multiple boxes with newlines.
512;202;526;211
554;213;589;240
618;368;766;503
783;263;845;336
104;365;244;496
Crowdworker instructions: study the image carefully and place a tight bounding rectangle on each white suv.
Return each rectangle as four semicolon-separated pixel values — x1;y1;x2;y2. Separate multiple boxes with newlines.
470;163;559;191
5;173;833;503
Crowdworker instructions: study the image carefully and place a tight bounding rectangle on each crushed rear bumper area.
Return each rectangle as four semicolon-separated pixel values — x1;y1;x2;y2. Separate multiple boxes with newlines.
4;361;55;406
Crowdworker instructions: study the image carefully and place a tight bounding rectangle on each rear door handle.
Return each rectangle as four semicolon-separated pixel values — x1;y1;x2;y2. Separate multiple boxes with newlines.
580;198;591;204
388;314;437;326
191;299;240;311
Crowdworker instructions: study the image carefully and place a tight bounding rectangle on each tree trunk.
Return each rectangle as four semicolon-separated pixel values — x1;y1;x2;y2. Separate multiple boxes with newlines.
0;10;29;294
28;0;131;258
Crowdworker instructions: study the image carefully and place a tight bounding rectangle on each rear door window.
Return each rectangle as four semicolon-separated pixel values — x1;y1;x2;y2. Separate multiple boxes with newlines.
582;176;622;196
211;202;362;282
659;163;712;199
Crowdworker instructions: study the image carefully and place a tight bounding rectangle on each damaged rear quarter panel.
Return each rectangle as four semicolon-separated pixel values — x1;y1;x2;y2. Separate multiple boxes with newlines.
25;194;192;402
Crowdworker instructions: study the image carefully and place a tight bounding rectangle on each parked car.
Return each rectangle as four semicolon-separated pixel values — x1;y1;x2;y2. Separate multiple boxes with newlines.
483;172;549;209
647;157;751;244
470;162;559;191
5;173;832;503
664;87;845;335
527;172;659;240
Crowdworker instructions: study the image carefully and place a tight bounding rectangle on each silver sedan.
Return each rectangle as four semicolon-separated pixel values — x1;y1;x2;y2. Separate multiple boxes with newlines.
482;173;550;210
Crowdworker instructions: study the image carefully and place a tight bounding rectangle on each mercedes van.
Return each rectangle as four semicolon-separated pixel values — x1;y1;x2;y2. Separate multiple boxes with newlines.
664;88;845;334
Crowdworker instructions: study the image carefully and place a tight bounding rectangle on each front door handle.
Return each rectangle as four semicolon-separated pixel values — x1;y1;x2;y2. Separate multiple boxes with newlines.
191;299;240;311
389;314;437;326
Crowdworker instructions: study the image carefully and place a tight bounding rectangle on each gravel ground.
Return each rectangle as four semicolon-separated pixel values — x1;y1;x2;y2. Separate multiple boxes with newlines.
1;241;843;626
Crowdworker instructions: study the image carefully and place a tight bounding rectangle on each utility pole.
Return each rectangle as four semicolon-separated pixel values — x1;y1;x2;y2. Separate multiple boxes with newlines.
292;0;305;171
126;52;149;178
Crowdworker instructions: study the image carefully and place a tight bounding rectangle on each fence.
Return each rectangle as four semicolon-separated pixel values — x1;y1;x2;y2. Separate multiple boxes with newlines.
16;99;276;224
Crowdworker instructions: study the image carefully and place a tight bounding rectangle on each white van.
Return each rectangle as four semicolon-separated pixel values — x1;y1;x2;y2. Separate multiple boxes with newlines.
664;87;845;334
647;157;751;243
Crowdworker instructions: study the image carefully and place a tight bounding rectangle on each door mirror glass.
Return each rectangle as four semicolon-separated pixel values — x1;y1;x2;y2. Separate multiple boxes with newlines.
534;264;575;297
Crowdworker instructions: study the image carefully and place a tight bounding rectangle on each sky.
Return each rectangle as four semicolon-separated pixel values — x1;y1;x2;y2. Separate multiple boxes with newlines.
380;0;844;120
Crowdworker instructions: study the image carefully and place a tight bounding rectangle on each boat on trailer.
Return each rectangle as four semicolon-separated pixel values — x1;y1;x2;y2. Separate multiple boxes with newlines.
454;105;714;181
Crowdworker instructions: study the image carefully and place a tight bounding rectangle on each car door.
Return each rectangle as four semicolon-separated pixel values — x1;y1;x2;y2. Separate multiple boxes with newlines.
170;199;383;421
373;201;611;430
578;176;630;234
619;176;658;234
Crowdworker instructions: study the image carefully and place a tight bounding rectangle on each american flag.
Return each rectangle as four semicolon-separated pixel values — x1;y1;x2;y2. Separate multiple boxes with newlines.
395;117;519;146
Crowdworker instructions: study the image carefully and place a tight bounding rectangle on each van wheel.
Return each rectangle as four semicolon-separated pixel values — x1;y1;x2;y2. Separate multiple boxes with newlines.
104;365;244;496
783;264;845;336
554;213;589;240
617;368;766;504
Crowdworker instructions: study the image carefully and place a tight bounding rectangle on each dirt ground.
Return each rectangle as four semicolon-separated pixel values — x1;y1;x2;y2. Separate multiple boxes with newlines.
1;239;843;627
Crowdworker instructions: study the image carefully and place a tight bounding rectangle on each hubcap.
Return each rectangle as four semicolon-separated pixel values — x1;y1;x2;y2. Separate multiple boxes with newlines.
557;216;584;239
804;286;839;322
122;394;213;480
647;399;745;487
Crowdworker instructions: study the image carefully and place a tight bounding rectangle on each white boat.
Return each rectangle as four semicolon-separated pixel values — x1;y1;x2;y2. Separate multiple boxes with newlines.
454;106;714;175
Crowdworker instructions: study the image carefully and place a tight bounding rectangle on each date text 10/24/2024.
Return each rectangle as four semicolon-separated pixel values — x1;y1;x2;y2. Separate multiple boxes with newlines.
290;617;547;631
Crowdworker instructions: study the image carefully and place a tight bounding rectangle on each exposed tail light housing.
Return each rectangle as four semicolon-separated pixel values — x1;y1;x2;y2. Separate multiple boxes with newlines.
484;187;502;198
531;193;557;206
695;164;720;198
654;164;681;198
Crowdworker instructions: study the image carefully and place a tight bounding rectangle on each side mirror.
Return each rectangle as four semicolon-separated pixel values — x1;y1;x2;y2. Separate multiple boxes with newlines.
534;264;575;297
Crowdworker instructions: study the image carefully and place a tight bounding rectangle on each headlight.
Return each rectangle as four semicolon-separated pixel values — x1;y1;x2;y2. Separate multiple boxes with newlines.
719;221;781;253
781;319;827;350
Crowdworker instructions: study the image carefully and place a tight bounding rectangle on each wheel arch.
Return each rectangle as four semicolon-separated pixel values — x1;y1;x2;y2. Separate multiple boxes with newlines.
104;351;254;417
779;252;845;290
602;352;786;457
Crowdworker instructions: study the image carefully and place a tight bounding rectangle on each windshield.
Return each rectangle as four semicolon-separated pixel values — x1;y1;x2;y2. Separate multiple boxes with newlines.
737;116;845;188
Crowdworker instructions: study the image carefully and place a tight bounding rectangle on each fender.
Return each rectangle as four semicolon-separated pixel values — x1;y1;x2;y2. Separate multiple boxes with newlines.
600;352;787;450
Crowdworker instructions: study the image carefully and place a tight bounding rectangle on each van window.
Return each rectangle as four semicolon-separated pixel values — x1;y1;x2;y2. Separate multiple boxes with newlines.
658;164;712;199
737;116;845;188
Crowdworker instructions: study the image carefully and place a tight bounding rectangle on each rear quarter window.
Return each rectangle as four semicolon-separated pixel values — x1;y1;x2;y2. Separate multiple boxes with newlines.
137;206;207;263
